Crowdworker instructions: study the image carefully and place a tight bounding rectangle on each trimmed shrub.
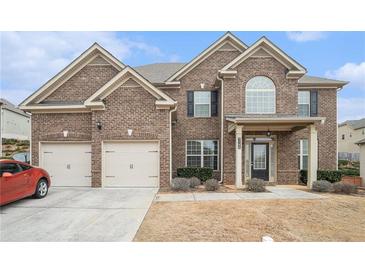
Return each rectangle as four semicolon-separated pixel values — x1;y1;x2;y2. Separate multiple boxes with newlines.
177;167;213;182
317;170;342;183
333;182;358;194
339;168;360;177
300;170;343;184
246;178;266;192
171;178;190;191
189;177;201;188
312;180;332;192
204;179;220;191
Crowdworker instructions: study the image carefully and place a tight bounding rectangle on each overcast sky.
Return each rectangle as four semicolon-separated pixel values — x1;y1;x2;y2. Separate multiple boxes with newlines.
1;31;364;122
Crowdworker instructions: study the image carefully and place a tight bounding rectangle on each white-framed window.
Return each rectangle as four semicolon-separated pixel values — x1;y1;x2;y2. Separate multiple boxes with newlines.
186;140;218;170
298;139;308;170
194;91;211;117
245;76;276;114
298;91;310;117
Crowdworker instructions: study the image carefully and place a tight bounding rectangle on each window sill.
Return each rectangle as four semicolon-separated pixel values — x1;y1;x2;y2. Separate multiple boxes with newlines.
187;116;217;119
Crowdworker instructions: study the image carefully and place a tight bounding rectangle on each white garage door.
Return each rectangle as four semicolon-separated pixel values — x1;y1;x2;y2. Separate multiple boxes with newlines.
40;143;92;187
103;141;159;188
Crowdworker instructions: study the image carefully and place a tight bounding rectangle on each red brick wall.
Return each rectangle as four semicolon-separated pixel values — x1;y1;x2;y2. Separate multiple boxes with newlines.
169;49;241;179
31;78;170;187
222;57;337;184
31;113;92;166
90;79;170;187
43;64;119;102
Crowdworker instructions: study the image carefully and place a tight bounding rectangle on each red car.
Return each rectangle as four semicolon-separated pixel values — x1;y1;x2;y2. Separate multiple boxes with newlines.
0;159;51;206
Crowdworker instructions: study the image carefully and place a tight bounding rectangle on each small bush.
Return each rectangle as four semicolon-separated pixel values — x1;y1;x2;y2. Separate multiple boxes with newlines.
339;168;360;177
171;178;190;191
204;179;220;191
317;170;342;183
299;170;307;184
333;182;358;194
177;167;213;182
189;177;201;188
246;178;266;192
312;180;332;192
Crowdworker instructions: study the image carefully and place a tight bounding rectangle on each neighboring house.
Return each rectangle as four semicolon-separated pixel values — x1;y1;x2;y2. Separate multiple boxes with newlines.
355;138;365;186
19;32;348;188
0;98;31;156
338;118;365;161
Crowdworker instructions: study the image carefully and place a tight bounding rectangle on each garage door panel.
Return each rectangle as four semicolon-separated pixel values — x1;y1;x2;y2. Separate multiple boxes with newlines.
103;142;159;188
41;143;91;187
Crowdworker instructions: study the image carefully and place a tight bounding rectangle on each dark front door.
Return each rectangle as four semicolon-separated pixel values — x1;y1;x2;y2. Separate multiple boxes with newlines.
251;143;269;181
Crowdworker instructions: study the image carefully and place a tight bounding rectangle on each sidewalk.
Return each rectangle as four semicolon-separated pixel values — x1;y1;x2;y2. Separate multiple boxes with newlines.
155;186;323;202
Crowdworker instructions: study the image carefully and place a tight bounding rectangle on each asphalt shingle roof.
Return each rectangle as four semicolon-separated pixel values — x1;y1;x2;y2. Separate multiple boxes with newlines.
340;118;365;130
133;63;347;86
134;63;186;83
298;75;348;85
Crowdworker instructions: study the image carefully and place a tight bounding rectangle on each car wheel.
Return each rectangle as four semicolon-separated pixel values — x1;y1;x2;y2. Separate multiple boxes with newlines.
35;179;48;199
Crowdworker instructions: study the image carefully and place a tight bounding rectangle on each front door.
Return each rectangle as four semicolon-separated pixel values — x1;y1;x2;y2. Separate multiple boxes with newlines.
251;143;269;181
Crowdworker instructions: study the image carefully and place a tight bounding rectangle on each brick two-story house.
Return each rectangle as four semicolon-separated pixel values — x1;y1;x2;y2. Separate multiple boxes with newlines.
20;32;348;188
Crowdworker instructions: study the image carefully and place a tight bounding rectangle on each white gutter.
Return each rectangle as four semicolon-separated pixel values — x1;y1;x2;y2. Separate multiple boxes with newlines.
216;75;224;184
169;104;178;184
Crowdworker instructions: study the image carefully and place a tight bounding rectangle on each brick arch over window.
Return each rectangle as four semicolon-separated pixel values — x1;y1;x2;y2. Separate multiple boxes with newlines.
245;76;276;114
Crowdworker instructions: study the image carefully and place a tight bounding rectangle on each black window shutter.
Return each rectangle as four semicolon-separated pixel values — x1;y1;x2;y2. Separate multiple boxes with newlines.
187;91;194;117
310;90;318;117
211;91;218;116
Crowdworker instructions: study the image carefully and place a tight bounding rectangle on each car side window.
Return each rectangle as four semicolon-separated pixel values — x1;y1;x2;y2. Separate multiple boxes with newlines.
19;164;32;171
0;163;22;176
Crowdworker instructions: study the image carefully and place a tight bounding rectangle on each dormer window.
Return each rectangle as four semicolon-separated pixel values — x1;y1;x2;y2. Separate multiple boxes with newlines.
245;76;276;114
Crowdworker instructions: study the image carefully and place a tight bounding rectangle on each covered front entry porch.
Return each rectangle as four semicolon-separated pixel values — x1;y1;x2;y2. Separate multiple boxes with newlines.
226;115;325;189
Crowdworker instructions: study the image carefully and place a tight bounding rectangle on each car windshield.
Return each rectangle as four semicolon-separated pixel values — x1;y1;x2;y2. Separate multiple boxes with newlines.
12;152;30;163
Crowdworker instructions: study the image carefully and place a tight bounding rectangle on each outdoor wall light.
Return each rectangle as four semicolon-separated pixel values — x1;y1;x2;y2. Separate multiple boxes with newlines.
127;129;133;136
96;121;102;130
266;130;272;137
63;130;69;137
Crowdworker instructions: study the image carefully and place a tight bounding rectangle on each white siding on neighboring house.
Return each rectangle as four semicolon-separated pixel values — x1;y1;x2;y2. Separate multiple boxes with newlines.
1;99;31;157
1;107;31;140
338;121;365;161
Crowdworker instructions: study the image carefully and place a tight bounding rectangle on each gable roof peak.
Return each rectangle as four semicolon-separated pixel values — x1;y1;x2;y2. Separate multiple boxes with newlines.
85;65;176;108
20;42;126;107
166;31;248;82
221;35;307;77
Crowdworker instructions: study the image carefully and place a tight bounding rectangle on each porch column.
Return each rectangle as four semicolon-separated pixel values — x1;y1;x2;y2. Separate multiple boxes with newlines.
235;125;243;188
307;124;318;189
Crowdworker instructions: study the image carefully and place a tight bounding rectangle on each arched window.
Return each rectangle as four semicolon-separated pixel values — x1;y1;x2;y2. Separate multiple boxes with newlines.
245;76;276;114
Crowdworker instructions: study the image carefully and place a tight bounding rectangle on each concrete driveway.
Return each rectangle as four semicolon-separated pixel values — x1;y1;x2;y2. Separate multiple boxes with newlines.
0;187;157;241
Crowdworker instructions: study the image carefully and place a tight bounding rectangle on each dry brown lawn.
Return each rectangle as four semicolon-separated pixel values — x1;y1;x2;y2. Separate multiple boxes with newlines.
134;190;365;242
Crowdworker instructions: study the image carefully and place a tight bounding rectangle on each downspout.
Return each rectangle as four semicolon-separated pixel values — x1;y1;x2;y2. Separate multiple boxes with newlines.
216;74;224;183
169;104;178;184
335;86;344;170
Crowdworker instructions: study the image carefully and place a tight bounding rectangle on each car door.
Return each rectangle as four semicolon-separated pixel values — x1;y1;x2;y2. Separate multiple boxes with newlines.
17;164;33;196
0;163;25;204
